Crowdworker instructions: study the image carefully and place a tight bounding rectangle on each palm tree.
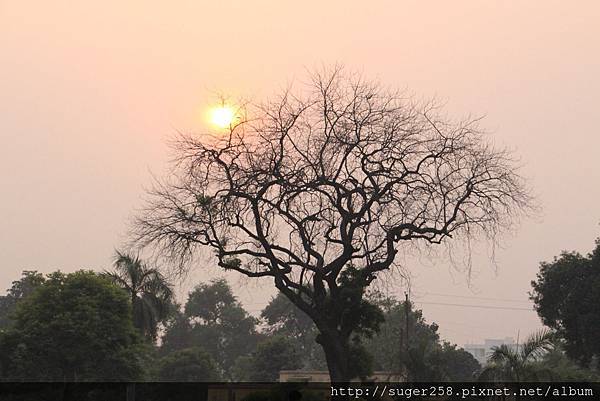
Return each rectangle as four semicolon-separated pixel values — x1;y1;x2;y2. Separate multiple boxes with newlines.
105;251;174;342
479;330;555;382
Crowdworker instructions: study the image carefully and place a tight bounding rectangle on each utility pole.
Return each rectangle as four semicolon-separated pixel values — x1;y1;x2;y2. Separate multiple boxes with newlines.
404;292;410;353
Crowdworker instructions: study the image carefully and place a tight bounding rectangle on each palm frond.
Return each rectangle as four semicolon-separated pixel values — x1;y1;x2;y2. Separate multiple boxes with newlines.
107;250;174;341
520;329;553;362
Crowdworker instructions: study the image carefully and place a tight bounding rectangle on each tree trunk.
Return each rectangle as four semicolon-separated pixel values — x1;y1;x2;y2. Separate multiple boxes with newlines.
317;329;351;383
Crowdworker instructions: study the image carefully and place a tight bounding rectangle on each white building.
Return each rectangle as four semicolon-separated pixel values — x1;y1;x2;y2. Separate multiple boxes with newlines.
464;337;518;366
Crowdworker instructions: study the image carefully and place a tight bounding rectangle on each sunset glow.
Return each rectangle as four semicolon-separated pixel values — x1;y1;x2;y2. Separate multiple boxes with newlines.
210;106;235;128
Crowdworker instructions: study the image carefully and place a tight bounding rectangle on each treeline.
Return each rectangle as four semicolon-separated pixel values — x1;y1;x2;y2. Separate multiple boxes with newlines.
0;253;481;382
1;236;599;382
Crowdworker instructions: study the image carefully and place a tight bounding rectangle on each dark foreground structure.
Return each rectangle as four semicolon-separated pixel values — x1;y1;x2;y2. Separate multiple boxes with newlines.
0;382;598;401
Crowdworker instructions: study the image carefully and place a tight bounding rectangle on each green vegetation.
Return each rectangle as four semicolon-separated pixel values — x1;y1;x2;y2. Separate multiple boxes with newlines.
235;336;302;381
479;330;554;381
156;347;220;381
160;279;261;380
362;294;481;381
0;270;147;380
0;270;45;330
530;239;600;367
104;251;174;342
2;235;599;383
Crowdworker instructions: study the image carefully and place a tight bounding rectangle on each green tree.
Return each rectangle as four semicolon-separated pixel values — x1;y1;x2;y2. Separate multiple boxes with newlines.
105;251;174;342
433;342;481;381
364;295;480;381
530;239;600;367
161;279;261;380
156;347;220;381
261;293;326;370
480;330;554;382
0;271;45;330
236;336;303;382
537;345;600;381
0;270;147;380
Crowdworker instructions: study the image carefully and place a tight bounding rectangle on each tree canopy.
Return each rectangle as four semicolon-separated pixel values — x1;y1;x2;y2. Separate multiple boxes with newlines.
235;336;303;382
161;279;261;380
133;67;532;381
105;251;174;342
156;347;220;381
530;239;600;367
0;270;147;381
261;293;326;370
0;271;45;330
364;295;480;381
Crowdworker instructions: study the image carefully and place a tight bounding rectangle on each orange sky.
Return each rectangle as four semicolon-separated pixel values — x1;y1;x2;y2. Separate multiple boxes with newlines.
1;1;600;345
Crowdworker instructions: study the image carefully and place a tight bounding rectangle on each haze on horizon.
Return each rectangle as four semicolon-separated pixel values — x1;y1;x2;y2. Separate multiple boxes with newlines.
1;1;599;346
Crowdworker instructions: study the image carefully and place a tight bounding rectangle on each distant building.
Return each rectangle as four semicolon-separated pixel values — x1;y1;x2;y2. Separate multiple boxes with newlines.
464;337;518;366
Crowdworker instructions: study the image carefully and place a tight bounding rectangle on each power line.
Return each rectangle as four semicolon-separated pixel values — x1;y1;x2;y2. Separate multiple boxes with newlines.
421;292;531;304
414;300;535;311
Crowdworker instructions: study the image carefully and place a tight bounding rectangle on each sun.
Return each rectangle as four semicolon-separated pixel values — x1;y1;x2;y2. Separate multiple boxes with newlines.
210;106;236;128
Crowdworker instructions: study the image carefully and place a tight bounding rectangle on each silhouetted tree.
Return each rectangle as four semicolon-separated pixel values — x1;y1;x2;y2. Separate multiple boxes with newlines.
134;67;532;381
530;239;600;367
105;251;174;342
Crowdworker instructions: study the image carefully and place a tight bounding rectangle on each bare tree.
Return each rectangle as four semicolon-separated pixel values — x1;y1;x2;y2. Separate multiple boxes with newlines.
133;67;532;382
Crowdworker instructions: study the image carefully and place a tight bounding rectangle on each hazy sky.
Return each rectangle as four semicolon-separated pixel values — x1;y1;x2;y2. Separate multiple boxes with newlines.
2;1;599;345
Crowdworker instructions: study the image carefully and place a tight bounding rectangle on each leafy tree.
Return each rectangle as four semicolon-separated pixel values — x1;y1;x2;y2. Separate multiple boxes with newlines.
161;279;261;380
433;342;481;381
365;296;480;381
0;271;45;330
537;346;600;381
105;251;174;342
184;278;239;324
262;293;327;370
0;270;147;380
479;330;554;382
156;347;220;381
365;297;439;372
160;309;193;352
133;68;532;381
530;239;600;367
237;336;303;382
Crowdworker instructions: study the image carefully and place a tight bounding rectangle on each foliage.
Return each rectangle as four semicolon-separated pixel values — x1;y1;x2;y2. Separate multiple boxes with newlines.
530;239;600;367
536;346;600;381
237;336;303;382
0;270;147;381
479;330;554;382
184;278;238;324
0;271;45;330
161;279;261;380
364;295;480;381
104;251;174;342
261;293;326;369
431;342;482;381
155;347;220;381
